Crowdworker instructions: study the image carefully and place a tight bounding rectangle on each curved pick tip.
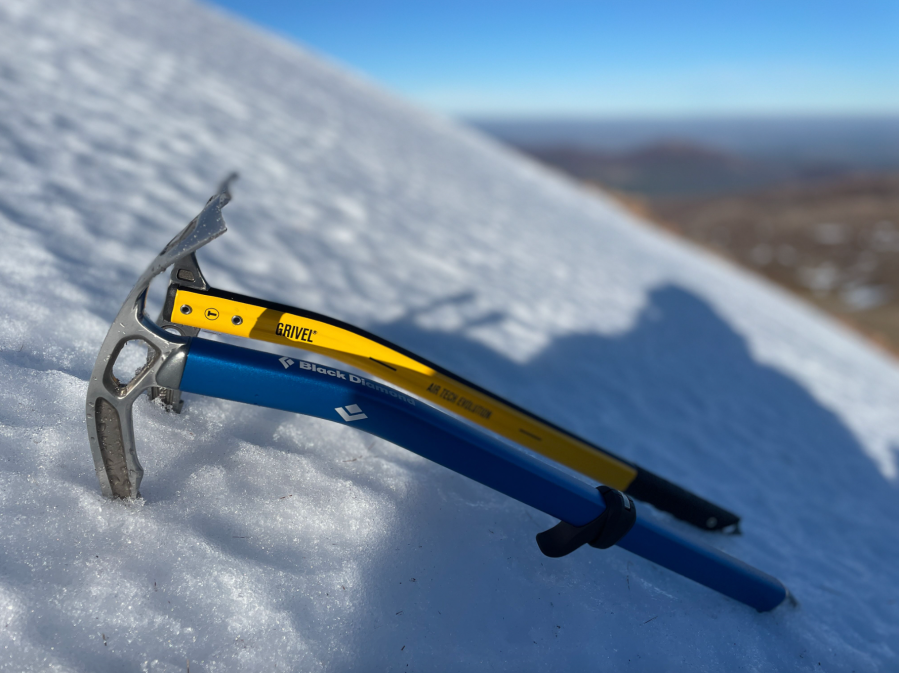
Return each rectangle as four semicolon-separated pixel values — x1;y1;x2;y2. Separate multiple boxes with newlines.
215;172;239;205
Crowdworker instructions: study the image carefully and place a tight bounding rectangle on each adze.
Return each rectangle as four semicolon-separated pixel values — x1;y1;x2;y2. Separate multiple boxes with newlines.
86;180;789;610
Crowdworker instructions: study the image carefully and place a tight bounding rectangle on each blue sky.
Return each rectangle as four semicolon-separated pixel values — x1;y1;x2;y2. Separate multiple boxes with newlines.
208;1;899;118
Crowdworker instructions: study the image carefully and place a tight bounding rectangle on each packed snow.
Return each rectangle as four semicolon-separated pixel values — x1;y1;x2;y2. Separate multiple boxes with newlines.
1;0;898;670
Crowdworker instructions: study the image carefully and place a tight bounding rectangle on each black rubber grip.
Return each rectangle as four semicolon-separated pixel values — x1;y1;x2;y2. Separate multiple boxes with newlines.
536;486;637;557
625;470;740;532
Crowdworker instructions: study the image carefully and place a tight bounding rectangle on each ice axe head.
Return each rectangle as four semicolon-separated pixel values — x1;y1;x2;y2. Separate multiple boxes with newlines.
85;176;235;498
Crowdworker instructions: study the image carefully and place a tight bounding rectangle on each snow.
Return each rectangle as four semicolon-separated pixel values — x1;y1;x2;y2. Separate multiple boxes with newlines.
0;0;898;669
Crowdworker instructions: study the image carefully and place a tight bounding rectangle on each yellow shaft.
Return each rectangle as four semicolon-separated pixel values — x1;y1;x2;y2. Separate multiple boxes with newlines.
171;289;637;489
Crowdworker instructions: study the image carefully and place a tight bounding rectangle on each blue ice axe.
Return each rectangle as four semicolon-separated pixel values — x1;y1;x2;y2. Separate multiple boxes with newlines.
85;181;790;611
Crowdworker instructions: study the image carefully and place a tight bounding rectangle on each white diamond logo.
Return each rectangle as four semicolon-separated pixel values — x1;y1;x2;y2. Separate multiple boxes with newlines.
335;404;368;422
279;356;295;369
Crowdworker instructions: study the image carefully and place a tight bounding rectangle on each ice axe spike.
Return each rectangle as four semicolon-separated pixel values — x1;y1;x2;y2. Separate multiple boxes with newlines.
85;175;235;498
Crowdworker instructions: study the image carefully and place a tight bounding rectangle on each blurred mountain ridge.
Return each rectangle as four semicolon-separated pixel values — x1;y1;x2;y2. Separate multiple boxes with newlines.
471;116;899;169
474;119;899;354
518;140;854;198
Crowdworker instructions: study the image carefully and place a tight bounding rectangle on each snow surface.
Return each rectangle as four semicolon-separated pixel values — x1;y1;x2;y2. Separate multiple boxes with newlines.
1;0;898;670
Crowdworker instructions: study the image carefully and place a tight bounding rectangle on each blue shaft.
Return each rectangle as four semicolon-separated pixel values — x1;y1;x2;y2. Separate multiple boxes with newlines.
180;337;787;611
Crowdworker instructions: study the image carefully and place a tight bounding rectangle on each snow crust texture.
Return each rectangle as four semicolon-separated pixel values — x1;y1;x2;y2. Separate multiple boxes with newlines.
0;0;898;670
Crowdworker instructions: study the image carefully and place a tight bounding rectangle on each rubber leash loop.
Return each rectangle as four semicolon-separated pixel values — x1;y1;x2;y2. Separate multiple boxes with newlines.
536;486;637;558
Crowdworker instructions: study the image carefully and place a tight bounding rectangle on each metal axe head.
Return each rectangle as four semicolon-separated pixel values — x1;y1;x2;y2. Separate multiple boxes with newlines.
85;176;235;498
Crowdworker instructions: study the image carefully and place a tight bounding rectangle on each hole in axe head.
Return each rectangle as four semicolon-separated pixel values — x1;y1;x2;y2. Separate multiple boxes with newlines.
112;339;152;386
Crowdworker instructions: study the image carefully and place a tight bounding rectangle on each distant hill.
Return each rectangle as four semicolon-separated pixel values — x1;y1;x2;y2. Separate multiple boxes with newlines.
470;116;899;170
521;141;804;197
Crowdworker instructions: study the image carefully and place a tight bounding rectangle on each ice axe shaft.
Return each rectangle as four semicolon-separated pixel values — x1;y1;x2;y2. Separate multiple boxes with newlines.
175;336;788;611
162;287;740;533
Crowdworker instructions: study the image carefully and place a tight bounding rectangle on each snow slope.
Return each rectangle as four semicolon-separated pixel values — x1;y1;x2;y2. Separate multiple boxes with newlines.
1;0;898;670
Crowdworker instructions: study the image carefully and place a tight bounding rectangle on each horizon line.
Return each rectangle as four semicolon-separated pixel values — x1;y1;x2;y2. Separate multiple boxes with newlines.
463;112;899;123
